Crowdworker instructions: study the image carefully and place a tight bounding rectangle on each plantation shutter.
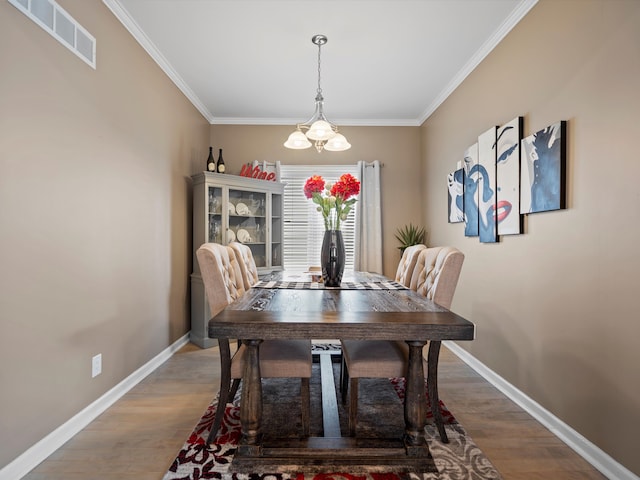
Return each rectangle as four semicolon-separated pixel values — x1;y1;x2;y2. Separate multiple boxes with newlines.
280;164;360;272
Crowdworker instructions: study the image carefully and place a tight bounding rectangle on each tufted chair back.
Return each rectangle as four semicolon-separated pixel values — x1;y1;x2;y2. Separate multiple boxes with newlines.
394;244;427;288
196;243;244;318
226;245;246;297
409;246;464;309
229;242;259;290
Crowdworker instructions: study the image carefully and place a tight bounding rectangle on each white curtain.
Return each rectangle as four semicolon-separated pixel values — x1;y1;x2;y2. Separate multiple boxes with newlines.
354;160;383;273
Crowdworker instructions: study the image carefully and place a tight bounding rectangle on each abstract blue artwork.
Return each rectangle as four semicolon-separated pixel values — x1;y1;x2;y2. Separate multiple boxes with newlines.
451;117;567;243
478;126;498;243
463;143;479;237
496;117;523;235
520;121;567;213
447;168;465;223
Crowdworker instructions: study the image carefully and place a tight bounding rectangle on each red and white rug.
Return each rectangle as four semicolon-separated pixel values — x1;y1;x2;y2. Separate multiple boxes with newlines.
163;377;502;480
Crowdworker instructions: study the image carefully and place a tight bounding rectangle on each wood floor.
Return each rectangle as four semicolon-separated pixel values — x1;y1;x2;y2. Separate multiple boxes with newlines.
22;343;607;480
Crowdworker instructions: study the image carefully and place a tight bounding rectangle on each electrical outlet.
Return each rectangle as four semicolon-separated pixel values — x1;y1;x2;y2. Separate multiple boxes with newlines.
92;354;102;378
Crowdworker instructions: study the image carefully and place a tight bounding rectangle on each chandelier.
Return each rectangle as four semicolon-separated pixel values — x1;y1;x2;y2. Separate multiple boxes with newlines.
284;35;351;153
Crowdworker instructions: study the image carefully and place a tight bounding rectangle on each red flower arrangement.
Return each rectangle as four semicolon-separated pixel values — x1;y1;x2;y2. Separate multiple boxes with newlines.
303;173;361;230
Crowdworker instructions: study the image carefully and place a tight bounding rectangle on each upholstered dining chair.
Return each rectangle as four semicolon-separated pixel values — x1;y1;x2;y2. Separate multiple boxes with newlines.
228;241;259;290
341;246;465;442
196;243;312;443
394;244;427;288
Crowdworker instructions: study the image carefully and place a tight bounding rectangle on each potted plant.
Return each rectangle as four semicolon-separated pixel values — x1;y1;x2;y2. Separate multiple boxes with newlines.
395;223;426;255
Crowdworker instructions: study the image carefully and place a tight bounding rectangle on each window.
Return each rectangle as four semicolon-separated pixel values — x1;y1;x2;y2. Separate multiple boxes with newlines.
280;165;359;272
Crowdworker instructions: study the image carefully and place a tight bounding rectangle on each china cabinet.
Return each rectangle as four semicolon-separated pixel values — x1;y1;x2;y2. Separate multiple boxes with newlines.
190;171;285;348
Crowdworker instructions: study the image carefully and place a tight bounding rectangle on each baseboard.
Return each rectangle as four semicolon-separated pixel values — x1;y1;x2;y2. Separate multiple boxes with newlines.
0;333;191;480
443;341;639;480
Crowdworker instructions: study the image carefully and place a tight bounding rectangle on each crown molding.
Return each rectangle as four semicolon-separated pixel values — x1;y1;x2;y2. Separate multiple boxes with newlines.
103;0;538;128
102;0;214;123
211;117;421;127
418;0;539;124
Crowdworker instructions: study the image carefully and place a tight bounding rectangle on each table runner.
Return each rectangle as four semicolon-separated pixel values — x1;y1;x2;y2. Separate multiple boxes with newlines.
253;280;408;290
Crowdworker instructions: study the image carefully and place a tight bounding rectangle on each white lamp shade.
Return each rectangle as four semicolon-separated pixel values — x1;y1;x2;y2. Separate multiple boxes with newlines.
324;133;351;151
306;120;336;141
284;130;312;149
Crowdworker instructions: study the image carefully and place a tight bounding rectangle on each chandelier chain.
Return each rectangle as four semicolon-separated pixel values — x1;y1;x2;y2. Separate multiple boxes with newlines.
316;41;322;97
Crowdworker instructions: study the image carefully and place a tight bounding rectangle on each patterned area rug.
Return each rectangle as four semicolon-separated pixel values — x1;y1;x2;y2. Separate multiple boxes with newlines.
163;361;502;480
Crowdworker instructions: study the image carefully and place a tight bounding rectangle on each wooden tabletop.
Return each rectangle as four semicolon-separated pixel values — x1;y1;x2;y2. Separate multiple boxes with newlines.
208;271;475;342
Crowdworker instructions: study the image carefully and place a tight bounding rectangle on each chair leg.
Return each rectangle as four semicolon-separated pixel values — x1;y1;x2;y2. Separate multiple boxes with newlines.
229;378;241;402
300;377;310;437
208;373;232;444
427;340;448;443
348;377;358;436
340;356;350;404
208;339;234;444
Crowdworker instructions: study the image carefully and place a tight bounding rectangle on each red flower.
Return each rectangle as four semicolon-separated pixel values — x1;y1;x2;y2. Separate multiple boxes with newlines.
303;175;325;199
304;173;360;230
330;173;361;200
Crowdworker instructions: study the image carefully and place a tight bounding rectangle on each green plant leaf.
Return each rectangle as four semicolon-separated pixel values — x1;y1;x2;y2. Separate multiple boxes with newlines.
395;223;426;251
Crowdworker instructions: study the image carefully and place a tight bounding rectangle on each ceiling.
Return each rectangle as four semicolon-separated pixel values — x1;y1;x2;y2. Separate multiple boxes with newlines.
103;0;537;126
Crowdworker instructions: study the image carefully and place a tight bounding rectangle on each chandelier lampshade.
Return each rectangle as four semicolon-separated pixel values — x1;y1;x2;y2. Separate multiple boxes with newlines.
324;133;351;152
306;120;334;141
284;130;312;149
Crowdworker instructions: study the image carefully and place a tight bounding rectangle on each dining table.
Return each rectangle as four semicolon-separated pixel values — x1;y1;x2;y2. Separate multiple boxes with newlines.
207;270;475;473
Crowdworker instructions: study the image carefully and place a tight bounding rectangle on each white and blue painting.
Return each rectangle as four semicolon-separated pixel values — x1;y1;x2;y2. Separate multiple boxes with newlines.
447;168;465;223
463;143;479;237
496;117;523;235
478;126;498;243
521;121;566;213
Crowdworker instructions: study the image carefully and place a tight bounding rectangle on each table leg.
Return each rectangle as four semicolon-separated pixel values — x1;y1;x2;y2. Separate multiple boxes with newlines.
427;340;448;443
238;339;263;456
404;340;429;456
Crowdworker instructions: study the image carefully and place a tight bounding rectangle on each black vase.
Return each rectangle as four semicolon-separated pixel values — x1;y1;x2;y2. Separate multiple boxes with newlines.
321;230;345;287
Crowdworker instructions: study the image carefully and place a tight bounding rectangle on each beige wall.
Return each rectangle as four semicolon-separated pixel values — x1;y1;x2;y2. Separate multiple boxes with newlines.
210;124;422;276
2;0;638;476
0;0;209;468
421;0;640;475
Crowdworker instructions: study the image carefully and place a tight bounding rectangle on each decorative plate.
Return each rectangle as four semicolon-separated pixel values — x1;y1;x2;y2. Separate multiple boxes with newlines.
236;202;250;215
227;229;236;243
228;203;236;215
237;228;251;243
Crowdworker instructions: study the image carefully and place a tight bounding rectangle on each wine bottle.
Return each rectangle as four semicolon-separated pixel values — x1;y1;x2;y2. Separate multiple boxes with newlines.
206;147;215;172
216;148;226;174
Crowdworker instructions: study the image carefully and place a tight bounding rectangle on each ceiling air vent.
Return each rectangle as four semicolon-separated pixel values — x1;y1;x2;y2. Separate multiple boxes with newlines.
9;0;96;69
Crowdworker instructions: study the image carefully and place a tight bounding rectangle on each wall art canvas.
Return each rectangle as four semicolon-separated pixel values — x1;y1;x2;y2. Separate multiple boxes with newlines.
520;121;567;213
477;126;498;243
463;143;479;237
447;168;465;223
496;116;523;235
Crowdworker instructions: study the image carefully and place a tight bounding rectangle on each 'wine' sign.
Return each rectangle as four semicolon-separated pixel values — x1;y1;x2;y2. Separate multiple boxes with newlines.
240;163;277;181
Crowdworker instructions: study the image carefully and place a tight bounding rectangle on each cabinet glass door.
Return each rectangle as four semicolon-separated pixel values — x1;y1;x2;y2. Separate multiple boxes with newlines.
207;186;223;243
228;189;267;268
271;193;282;268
